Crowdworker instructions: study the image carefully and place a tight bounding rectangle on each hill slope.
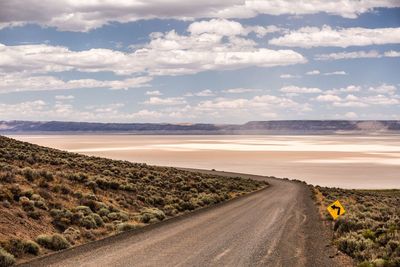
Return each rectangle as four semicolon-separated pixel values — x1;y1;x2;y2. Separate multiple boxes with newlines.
0;136;266;265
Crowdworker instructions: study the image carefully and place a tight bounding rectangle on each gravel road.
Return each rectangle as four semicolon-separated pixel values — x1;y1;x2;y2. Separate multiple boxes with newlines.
21;171;341;267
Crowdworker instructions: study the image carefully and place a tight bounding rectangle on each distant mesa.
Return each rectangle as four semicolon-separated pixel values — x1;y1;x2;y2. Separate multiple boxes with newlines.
0;120;399;134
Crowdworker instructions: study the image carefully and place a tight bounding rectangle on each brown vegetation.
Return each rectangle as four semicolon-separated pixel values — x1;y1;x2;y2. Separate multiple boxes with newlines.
0;136;266;265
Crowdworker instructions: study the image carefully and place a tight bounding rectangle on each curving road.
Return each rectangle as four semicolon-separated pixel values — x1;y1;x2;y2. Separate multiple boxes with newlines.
22;172;341;267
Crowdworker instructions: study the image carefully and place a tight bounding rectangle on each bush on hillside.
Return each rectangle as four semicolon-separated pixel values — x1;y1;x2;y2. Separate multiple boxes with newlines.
36;234;70;251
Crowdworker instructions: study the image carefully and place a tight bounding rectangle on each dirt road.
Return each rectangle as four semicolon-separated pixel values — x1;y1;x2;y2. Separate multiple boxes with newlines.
21;172;340;267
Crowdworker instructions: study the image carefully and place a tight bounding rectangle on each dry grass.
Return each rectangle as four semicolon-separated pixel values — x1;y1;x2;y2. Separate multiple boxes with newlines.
0;136;267;265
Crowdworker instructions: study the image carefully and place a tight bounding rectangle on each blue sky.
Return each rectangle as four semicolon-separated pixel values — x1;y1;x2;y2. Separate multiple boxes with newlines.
0;1;399;123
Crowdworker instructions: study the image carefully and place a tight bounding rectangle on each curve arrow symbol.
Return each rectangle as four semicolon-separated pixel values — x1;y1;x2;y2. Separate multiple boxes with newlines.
331;205;341;216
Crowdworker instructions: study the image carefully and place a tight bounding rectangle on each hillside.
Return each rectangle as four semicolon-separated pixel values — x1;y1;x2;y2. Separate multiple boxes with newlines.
0;136;266;265
1;120;400;134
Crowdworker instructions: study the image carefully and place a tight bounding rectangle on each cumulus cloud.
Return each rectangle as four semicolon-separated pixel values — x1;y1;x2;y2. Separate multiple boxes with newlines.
0;73;152;93
306;70;320;75
146;90;163;96
0;21;306;77
325;85;361;95
269;26;400;48
316;94;342;102
55;95;74;100
197;94;311;113
316;84;399;108
1;1;398;32
280;74;300;79
0;19;308;93
187;19;280;37
143;97;187;105
315;50;400;60
195;89;215;97
222;88;261;93
323;71;347;76
383;50;400;57
345;112;358;119
369;84;397;95
280;86;321;94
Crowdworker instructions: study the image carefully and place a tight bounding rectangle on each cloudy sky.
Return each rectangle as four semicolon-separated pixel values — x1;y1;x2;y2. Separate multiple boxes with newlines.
0;0;399;123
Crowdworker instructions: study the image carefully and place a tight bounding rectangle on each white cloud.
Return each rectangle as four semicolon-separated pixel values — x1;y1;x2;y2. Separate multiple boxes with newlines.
333;101;368;107
345;112;358;119
316;94;342;102
196;94;311;113
0;22;306;78
146;90;163;96
188;19;280;37
318;84;399;108
222;88;261;93
323;71;347;76
306;70;320;75
325;85;361;95
315;50;400;60
143;97;186;105
315;50;381;60
55;95;74;100
363;95;399;105
369;84;397;95
384;50;400;57
0;100;47;118
1;1;398;32
0;73;152;93
280;74;300;79
195;89;215;97
280;86;321;94
269;26;400;48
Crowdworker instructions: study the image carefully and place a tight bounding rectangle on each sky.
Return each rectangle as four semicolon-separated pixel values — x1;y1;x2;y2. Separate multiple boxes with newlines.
0;0;399;124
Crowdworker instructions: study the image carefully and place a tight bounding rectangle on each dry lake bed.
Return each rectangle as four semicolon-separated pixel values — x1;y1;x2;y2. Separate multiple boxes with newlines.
9;134;400;189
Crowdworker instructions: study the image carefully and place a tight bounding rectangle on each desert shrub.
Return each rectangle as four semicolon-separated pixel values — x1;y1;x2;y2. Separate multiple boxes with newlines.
27;210;42;220
60;185;71;195
163;204;178;216
107;212;129;222
36;234;70;251
98;207;110;217
334;217;364;233
2;238;39;257
73;206;92;215
0;189;13;202
23;241;40;255
63;227;81;244
19;196;34;212
139;208;165;223
317;187;400;265
66;173;88;183
33;200;48;210
22;167;39;182
50;208;73;230
0;247;15;267
38;170;54;181
9;185;22;201
116;222;144;232
95;177;120;190
0;171;16;183
91;213;104;227
80;215;97;229
362;229;376;241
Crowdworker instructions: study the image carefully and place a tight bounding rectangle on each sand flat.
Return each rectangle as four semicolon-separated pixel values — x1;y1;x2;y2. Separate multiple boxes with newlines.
8;135;400;189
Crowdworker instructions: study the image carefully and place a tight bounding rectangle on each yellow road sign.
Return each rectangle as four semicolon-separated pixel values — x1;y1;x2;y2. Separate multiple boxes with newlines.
327;200;346;220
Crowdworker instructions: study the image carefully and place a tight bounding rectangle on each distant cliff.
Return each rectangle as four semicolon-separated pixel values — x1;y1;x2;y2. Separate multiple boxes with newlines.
1;120;399;134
